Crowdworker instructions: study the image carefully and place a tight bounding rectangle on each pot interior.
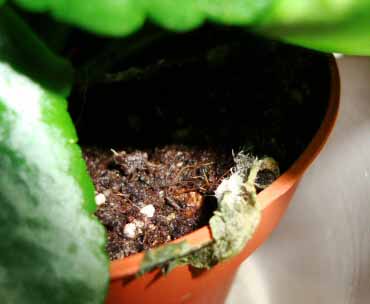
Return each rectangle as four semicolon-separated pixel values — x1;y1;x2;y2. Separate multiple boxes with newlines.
68;26;331;259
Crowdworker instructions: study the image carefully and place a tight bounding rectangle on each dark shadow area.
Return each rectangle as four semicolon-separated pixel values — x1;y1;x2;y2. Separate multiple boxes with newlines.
120;274;137;286
69;26;330;171
189;265;208;278
145;269;164;288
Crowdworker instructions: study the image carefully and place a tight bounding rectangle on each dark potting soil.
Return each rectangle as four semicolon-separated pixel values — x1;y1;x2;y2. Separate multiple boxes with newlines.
70;27;331;259
84;145;233;260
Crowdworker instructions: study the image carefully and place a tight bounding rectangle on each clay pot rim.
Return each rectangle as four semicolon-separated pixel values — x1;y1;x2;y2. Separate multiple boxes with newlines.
110;56;340;280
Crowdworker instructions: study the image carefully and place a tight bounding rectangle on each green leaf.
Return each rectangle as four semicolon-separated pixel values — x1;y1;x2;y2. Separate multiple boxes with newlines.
9;0;370;54
256;0;370;55
198;0;272;25
13;0;146;36
0;7;108;303
11;0;269;35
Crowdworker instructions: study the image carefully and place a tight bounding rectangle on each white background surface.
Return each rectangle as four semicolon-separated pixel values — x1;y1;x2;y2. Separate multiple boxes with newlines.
227;57;370;304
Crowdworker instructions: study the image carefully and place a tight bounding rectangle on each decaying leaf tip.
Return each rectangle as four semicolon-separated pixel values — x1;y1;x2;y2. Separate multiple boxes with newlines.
140;152;279;274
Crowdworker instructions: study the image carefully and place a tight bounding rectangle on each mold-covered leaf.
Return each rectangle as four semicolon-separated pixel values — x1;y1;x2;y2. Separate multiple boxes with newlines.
180;154;267;269
0;7;108;303
9;0;370;54
140;154;278;273
139;241;193;275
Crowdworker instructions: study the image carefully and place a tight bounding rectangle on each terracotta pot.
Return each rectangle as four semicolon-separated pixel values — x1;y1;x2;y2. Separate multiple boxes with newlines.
106;56;340;304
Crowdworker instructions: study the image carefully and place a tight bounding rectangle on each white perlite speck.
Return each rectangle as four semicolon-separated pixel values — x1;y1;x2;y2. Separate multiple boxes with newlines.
95;193;106;206
123;223;136;238
140;204;155;218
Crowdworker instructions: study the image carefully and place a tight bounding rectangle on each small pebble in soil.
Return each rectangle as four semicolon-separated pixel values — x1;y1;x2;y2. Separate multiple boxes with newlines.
95;193;106;206
140;204;155;218
123;223;137;239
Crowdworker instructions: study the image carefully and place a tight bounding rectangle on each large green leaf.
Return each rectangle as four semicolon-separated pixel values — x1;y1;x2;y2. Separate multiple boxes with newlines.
0;7;108;303
9;0;370;55
10;0;271;35
257;0;370;55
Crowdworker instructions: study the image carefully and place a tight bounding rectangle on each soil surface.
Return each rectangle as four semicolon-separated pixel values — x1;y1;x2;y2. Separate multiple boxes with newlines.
84;145;233;260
